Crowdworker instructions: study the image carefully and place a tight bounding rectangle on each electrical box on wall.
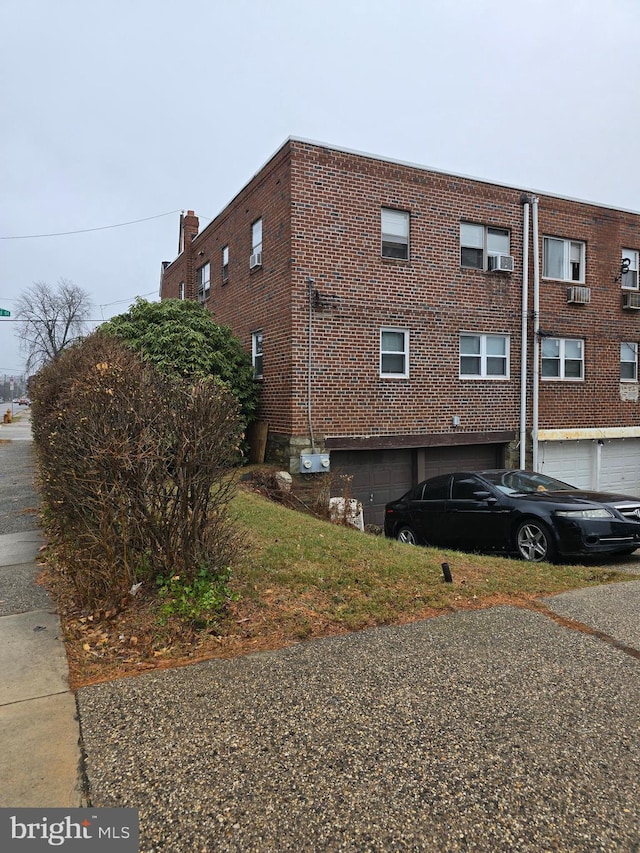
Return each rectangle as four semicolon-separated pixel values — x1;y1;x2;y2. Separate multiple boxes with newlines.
300;453;330;473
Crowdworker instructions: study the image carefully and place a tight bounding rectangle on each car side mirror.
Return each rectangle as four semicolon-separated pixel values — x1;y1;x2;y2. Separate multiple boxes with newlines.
474;490;497;504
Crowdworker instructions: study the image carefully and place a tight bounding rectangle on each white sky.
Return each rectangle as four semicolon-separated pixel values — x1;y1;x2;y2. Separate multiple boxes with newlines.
2;0;639;375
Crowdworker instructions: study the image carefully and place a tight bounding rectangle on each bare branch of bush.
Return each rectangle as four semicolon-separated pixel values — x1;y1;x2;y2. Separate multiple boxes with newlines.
31;332;244;608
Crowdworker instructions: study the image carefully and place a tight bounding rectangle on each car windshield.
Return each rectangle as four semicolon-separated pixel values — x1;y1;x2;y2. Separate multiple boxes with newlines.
482;470;576;495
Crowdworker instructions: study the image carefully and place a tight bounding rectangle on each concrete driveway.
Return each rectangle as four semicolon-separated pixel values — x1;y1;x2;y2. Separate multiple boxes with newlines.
77;582;640;852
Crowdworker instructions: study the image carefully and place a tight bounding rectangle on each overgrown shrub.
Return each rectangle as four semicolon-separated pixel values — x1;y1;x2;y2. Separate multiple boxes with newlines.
100;298;259;427
30;332;244;608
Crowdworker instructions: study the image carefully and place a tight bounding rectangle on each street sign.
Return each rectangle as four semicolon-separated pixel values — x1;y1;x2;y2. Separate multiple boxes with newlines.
0;309;10;316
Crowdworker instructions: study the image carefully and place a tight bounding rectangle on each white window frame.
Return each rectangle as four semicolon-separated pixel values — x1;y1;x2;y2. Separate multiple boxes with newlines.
541;337;584;381
621;342;638;382
621;249;639;290
459;333;510;379
196;262;210;302
252;331;263;379
222;245;229;284
542;237;586;283
252;219;263;255
179;282;185;300
380;328;409;378
460;223;510;270
381;208;410;260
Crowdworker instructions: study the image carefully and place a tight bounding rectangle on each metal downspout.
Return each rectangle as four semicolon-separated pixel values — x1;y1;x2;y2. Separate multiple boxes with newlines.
306;277;316;453
531;197;541;471
520;198;530;469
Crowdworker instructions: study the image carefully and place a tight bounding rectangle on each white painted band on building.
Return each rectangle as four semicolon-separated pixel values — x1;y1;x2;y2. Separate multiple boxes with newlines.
537;427;640;441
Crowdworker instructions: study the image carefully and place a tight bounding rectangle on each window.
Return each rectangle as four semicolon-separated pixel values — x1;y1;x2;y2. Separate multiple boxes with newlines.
451;474;483;501
252;219;262;254
543;237;585;282
621;250;639;290
381;208;409;260
417;475;449;501
460;223;510;270
541;337;584;380
222;245;229;283
179;282;184;300
196;262;210;302
252;331;263;378
621;342;638;381
459;334;509;378
380;328;409;377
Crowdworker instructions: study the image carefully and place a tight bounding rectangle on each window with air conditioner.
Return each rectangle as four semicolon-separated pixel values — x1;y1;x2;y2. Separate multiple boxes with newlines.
621;249;638;290
380;328;409;377
541;337;584;380
250;218;263;269
459;333;509;378
460;223;511;271
381;208;410;260
543;237;585;283
196;262;210;302
621;342;638;382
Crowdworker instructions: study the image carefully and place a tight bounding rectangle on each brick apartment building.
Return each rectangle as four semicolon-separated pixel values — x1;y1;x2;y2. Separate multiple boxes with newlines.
160;138;640;524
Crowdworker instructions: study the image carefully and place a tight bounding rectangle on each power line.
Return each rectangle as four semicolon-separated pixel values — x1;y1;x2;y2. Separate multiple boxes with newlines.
0;210;181;240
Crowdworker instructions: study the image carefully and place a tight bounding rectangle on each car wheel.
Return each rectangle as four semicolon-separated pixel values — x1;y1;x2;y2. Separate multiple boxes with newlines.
396;526;418;545
515;519;556;562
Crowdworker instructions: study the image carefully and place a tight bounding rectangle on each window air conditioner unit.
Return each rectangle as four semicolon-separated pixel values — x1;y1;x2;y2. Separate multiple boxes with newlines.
249;251;262;270
566;286;591;304
623;290;640;310
487;253;514;273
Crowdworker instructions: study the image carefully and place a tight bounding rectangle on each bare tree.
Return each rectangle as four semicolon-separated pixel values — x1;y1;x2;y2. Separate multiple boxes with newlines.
15;279;92;371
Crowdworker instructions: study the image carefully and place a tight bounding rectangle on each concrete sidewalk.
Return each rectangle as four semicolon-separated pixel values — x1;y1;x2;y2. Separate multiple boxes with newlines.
0;409;84;807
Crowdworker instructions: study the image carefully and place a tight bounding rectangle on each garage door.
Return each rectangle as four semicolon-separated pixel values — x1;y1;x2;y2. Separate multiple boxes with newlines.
600;439;640;494
539;440;593;489
331;449;414;527
539;439;640;495
331;443;504;527
422;444;503;479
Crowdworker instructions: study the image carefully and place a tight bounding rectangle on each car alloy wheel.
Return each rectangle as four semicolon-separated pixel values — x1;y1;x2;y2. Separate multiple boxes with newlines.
397;526;418;545
516;519;555;562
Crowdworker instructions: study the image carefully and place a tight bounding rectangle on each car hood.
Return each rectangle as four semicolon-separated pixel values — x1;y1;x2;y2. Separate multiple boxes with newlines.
547;489;640;505
512;490;630;509
510;490;615;509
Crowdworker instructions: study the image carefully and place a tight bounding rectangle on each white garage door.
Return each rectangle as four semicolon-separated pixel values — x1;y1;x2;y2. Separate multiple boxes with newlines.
539;439;640;495
600;439;640;495
539;440;593;489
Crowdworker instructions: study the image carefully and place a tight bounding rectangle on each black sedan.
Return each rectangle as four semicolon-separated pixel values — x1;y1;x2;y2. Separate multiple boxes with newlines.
384;469;640;562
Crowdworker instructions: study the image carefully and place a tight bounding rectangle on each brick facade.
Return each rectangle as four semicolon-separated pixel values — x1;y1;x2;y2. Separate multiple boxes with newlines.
160;138;640;485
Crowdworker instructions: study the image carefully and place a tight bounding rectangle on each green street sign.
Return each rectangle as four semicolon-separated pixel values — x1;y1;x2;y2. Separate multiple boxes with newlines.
0;309;10;316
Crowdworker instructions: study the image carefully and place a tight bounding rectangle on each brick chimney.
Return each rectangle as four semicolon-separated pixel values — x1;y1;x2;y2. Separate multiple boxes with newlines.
179;210;199;254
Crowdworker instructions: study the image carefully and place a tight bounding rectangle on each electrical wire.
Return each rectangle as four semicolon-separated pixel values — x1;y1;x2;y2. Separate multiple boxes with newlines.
0;210;182;240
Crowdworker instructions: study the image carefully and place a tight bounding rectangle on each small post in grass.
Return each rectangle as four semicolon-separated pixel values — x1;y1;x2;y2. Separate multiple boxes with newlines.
441;562;453;583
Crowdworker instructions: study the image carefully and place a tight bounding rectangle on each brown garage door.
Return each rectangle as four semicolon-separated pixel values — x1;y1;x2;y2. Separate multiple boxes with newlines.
331;449;414;527
422;444;503;479
331;443;504;527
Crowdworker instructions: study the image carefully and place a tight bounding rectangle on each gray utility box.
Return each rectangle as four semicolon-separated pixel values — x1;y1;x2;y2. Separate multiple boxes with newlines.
299;453;330;473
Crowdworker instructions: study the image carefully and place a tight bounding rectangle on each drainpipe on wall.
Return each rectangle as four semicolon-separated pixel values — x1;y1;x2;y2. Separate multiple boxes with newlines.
519;196;530;469
531;196;541;471
307;277;316;453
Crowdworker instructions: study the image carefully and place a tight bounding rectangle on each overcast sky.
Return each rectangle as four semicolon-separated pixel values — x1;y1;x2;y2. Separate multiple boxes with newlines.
2;0;639;376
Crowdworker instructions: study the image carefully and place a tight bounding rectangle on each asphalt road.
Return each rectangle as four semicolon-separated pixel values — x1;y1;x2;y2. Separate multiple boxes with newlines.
77;584;640;852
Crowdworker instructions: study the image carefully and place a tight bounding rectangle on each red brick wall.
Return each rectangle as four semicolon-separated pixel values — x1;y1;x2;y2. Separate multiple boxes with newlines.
161;139;640;447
